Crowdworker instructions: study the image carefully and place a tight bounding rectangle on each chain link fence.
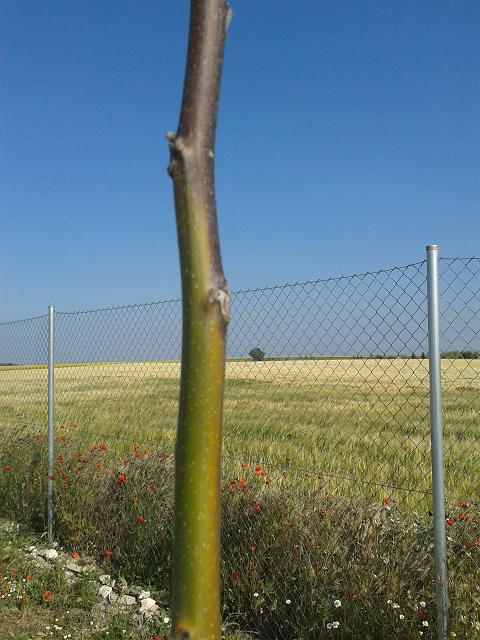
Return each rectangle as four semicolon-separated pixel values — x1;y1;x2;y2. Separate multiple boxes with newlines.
0;253;479;638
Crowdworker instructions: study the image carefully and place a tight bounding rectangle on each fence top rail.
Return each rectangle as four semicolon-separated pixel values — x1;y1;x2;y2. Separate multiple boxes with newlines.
439;256;480;261
3;256;479;325
0;313;48;327
1;258;434;324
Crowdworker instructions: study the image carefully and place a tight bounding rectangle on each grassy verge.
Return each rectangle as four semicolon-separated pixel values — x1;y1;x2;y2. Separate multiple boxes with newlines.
0;430;479;639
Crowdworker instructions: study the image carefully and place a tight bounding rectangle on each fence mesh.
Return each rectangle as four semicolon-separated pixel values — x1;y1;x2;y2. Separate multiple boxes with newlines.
0;257;479;638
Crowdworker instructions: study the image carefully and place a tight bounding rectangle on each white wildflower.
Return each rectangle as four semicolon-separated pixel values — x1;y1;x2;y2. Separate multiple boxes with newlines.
422;621;429;627
163;617;170;624
332;621;340;629
253;592;259;597
419;601;426;607
285;599;291;605
334;599;341;608
399;614;405;620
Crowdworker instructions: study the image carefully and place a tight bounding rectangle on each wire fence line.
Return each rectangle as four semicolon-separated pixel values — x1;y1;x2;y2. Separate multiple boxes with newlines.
0;250;479;638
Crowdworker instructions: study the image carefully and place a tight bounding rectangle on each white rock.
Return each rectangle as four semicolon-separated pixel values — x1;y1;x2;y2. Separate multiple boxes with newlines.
66;561;83;574
99;574;114;586
64;571;77;585
34;556;49;567
44;548;58;560
107;592;119;604
26;545;37;553
138;590;150;600
98;585;113;599
139;597;159;616
118;594;136;607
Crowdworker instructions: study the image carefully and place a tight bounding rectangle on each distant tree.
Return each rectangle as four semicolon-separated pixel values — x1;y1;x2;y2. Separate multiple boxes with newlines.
421;352;426;359
249;347;266;361
411;353;417;359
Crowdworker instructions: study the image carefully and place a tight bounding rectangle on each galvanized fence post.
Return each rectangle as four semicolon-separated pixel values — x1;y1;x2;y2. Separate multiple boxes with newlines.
426;245;449;639
47;304;55;543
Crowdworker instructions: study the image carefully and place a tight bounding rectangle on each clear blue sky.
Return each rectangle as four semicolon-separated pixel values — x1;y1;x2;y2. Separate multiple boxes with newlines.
1;0;479;322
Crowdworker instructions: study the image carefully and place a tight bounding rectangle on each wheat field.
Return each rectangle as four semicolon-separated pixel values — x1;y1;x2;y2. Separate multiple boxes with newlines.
0;357;479;504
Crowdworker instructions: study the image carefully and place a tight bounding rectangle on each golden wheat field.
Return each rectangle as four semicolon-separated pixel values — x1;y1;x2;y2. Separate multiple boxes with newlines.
1;356;480;388
0;357;479;504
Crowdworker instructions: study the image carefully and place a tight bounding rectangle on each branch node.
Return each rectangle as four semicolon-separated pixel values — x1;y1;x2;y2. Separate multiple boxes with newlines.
208;287;231;322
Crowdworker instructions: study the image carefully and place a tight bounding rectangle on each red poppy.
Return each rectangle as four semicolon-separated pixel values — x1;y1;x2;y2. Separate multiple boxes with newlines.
117;474;127;485
383;497;391;504
147;483;157;492
261;470;267;477
254;465;261;472
3;465;12;471
48;475;55;481
61;475;68;481
475;540;480;549
55;455;64;463
446;518;455;526
100;443;107;450
71;552;79;559
241;462;248;469
251;545;257;552
464;541;473;550
103;550;113;559
43;590;52;600
346;591;354;599
137;514;145;523
97;463;103;470
459;513;469;522
26;575;32;581
232;569;240;585
459;500;469;509
417;608;425;617
2;581;8;590
253;502;261;514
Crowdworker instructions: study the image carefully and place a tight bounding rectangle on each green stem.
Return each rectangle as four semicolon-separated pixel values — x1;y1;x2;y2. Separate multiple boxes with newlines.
167;2;231;639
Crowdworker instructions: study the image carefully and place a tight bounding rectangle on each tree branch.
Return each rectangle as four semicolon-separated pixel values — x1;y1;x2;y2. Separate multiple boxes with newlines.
167;1;231;639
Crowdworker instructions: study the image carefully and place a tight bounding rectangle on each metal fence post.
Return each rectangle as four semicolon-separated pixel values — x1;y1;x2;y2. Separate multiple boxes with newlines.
426;245;449;639
47;304;55;543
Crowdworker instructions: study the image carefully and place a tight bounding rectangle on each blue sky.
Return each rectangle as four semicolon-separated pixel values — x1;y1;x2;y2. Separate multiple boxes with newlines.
1;0;479;322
